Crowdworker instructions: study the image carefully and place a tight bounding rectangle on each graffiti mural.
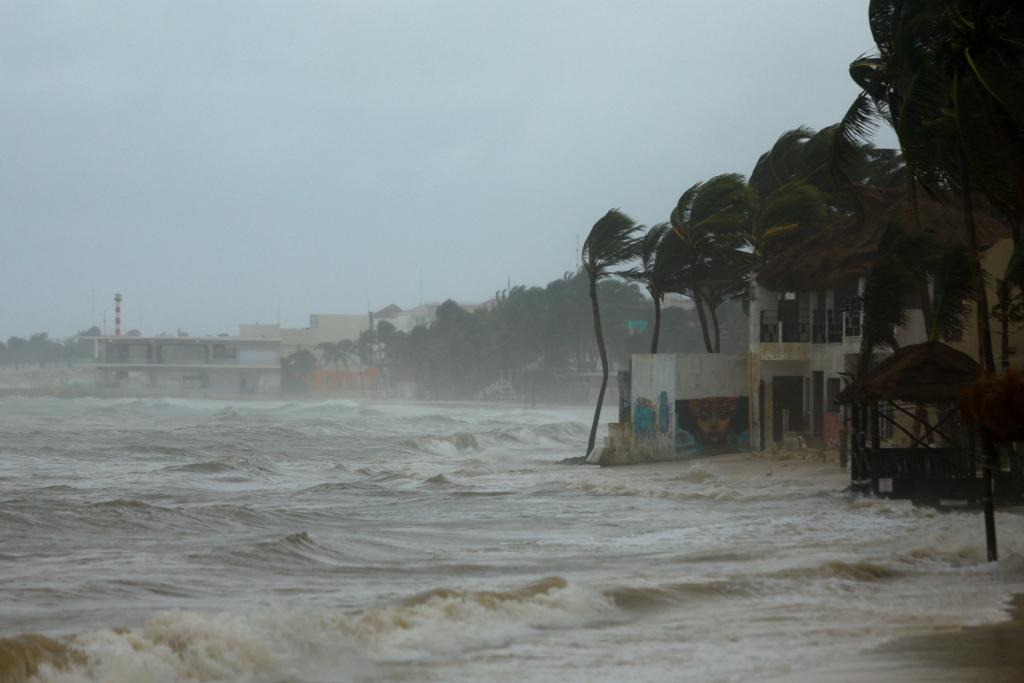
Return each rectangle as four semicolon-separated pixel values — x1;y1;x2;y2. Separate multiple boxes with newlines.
633;397;656;440
676;396;749;454
657;391;670;434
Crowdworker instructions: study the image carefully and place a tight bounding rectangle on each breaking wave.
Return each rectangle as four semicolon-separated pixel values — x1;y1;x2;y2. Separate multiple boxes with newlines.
768;560;902;582
11;577;616;683
402;432;480;456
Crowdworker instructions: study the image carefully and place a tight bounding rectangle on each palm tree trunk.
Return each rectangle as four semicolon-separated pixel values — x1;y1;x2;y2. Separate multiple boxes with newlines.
650;295;662;354
909;170;923;232
961;149;999;562
586;277;609;456
961;157;997;372
692;288;714;353
708;298;722;353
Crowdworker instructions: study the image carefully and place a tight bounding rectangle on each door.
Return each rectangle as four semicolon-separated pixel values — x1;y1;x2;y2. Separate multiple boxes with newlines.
772;376;804;441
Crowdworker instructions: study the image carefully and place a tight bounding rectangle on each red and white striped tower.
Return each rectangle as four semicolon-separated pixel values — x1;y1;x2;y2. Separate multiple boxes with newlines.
114;293;122;336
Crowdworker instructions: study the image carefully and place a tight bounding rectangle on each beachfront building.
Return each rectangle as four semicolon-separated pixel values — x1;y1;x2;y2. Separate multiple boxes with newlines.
746;191;1018;451
92;335;281;396
239;313;371;358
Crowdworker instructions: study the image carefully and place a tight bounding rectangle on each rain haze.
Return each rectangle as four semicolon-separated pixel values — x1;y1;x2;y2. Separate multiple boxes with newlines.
2;1;872;338
5;4;1024;682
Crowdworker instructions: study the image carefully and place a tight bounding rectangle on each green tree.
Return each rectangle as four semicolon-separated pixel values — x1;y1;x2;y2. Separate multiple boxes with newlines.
667;174;753;353
622;223;672;353
315;341;357;390
281;348;317;393
581;209;642;456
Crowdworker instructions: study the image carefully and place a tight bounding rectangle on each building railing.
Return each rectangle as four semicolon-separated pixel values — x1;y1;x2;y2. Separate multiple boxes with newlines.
759;310;811;343
761;297;864;345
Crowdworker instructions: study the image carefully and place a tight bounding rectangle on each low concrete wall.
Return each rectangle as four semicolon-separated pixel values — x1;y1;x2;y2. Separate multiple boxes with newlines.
596;353;750;466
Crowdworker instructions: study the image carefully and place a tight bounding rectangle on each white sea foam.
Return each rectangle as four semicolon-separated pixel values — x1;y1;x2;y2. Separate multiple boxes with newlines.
32;578;615;683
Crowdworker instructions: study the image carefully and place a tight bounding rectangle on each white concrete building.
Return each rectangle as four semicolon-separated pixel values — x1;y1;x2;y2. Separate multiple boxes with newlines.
92;335;281;396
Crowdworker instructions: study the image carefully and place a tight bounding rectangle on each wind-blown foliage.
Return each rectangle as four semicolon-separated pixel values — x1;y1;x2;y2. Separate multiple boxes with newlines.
667;174;753;353
621;223;672;353
582;209;643;455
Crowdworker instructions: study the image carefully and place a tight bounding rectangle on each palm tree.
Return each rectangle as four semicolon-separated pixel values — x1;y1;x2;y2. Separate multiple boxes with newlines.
667;174;753;353
281;348;317;393
858;0;1024;375
582;209;642;456
315;341;357;390
995;239;1024;369
859;228;976;367
622;223;671;353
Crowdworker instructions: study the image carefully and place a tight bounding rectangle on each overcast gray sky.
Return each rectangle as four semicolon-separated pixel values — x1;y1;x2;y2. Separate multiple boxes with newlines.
1;1;878;339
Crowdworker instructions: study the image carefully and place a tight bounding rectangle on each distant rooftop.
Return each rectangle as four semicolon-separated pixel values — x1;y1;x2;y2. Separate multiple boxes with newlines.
81;335;279;344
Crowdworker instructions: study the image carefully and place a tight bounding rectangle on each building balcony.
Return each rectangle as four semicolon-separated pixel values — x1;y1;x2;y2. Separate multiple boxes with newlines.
759;308;862;345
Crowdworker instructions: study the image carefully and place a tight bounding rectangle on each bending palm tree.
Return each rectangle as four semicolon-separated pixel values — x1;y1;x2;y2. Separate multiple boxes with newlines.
668;174;754;352
622;223;671;353
582;209;642;456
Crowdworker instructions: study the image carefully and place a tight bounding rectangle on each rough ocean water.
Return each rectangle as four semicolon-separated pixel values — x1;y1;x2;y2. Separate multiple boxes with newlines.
1;396;1023;683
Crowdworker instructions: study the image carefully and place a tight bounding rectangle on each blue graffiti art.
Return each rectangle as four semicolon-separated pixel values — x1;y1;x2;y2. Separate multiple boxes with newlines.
633;397;656;439
657;391;670;434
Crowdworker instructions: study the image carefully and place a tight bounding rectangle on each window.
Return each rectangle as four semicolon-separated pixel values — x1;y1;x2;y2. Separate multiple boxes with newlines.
212;344;238;360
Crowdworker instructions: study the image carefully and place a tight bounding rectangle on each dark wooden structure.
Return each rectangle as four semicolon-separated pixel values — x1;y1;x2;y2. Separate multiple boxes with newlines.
838;342;1024;506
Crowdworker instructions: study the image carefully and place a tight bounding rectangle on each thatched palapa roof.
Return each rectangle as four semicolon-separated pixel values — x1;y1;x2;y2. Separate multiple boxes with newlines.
836;341;982;404
756;188;1009;292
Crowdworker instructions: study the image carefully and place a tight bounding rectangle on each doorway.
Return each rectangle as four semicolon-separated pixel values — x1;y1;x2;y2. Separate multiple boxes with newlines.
772;376;804;441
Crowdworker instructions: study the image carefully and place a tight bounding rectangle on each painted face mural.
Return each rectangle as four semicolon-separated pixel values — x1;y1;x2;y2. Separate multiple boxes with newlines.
676;396;749;454
689;397;737;445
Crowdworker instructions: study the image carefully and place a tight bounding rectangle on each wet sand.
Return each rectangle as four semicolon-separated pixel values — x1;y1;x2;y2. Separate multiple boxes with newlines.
775;594;1024;682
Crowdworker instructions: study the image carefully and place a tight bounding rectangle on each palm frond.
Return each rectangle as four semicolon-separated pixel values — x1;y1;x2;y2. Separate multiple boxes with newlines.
928;246;976;341
581;209;642;280
832;91;884;186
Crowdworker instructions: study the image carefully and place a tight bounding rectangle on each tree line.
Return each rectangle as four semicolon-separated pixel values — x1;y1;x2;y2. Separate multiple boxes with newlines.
0;328;103;369
283;272;748;399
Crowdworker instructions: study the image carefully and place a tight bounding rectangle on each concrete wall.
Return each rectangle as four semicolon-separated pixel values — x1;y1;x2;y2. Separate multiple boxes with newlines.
673;353;750;455
674;353;747;399
629;354;677;460
624;353;750;461
238;348;278;365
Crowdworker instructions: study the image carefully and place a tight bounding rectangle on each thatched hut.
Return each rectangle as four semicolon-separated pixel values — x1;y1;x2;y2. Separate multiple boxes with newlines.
837;341;1023;505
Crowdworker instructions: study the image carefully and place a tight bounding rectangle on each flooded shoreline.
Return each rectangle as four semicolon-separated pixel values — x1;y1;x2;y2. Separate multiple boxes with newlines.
2;396;1022;682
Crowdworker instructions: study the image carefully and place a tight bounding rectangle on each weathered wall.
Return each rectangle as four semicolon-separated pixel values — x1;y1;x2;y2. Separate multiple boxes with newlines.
619;353;751;461
674;353;750;455
629;354;677;460
674;353;747;398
